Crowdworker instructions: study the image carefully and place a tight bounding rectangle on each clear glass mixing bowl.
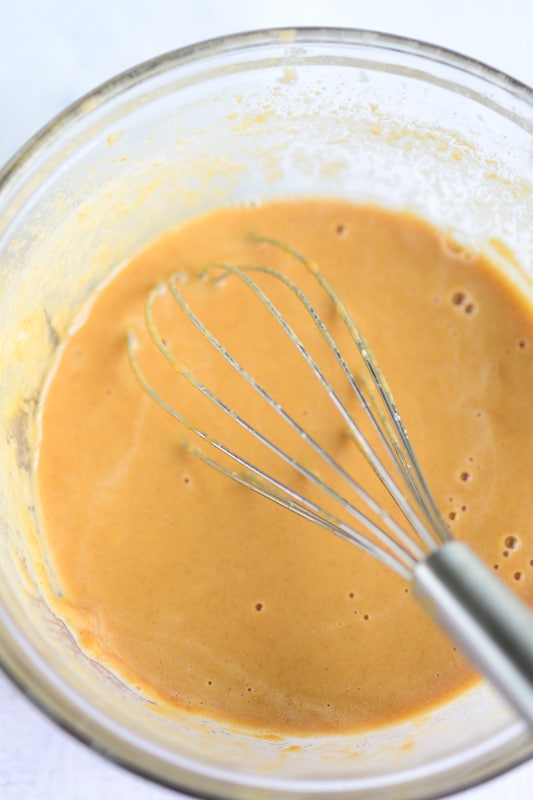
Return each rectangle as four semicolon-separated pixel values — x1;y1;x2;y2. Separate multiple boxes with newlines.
0;28;532;800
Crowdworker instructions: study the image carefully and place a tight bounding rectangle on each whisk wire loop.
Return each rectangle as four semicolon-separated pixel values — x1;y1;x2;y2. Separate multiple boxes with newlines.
213;261;441;554
144;277;422;571
251;235;450;545
167;268;434;563
127;327;413;578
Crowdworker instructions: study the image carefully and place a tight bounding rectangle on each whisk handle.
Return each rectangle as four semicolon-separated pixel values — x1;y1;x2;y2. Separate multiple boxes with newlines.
413;541;533;730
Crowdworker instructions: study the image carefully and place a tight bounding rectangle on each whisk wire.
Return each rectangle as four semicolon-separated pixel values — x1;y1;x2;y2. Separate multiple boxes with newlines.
250;235;450;545
186;444;413;578
165;268;429;562
217;262;440;553
312;266;451;544
143;277;422;570
127;328;414;578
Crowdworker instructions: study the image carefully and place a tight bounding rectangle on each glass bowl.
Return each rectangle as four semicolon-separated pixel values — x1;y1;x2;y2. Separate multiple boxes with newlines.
0;27;532;800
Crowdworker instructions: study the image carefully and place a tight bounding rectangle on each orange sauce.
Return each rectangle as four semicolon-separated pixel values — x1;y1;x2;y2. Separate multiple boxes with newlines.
37;200;533;736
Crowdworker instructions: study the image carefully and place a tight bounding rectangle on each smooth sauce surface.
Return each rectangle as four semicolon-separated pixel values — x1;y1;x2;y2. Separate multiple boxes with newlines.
38;200;533;736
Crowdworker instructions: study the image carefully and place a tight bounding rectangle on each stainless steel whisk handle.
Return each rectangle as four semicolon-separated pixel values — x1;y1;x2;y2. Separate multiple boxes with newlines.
414;541;533;729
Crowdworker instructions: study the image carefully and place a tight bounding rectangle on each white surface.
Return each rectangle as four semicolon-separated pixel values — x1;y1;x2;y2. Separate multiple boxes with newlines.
1;1;532;798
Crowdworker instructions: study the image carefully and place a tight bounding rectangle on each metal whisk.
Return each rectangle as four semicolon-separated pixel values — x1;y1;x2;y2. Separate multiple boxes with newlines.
128;236;533;729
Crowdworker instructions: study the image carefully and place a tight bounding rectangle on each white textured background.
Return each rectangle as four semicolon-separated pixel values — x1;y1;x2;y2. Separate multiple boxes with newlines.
1;1;532;798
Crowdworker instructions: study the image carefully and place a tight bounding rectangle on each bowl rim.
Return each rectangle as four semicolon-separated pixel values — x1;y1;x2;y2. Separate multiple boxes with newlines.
1;26;532;185
0;25;532;800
